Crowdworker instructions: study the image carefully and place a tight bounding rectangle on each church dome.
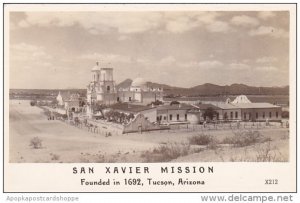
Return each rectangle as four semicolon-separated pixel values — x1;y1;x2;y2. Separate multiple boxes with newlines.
131;77;147;87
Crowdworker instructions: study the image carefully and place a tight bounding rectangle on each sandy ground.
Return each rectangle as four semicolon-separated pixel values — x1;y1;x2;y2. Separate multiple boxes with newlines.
9;100;289;163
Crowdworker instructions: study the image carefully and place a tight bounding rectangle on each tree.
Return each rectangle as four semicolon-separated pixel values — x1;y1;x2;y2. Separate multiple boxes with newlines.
170;101;180;105
148;100;163;106
30;100;37;106
203;107;217;120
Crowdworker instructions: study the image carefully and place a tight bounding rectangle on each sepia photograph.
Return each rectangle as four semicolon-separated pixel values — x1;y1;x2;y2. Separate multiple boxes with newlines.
3;3;297;193
8;8;291;164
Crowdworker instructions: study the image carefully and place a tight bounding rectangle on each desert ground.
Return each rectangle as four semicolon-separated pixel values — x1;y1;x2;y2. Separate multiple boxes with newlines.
9;100;289;163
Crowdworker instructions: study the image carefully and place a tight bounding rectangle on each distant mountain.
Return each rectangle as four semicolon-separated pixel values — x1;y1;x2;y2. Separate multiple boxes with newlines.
117;79;289;96
10;80;288;101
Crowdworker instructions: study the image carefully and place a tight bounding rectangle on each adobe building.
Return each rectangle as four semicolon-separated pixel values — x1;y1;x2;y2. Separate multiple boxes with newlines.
117;77;164;105
87;62;118;106
215;95;282;122
86;61;163;117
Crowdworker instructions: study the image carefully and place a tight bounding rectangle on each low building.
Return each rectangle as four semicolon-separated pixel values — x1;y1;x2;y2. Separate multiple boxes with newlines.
156;103;194;124
215;95;282;121
188;104;223;123
214;103;242;121
236;103;282;121
109;102;157;123
56;91;81;114
56;91;71;106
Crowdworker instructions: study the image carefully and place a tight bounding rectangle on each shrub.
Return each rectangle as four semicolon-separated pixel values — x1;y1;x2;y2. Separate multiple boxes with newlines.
170;101;180;105
255;142;286;162
30;100;36;106
188;134;214;145
222;130;268;147
29;137;42;149
51;154;60;161
141;143;190;162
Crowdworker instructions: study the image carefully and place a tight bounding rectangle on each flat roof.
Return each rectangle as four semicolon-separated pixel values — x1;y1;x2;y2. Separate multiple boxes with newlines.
157;103;194;111
195;103;222;110
214;103;241;110
215;102;280;109
233;103;281;109
110;103;155;113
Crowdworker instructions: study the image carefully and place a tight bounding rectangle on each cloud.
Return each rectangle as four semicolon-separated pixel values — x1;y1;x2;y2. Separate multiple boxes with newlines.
177;60;224;69
18;12;163;34
249;26;288;38
229;63;250;70
10;43;55;73
231;15;259;27
165;15;199;33
11;43;52;61
195;12;221;24
257;11;276;20
206;21;231;33
198;60;223;67
255;66;278;71
256;56;278;63
80;52;131;63
16;11;227;35
157;56;176;66
118;35;130;41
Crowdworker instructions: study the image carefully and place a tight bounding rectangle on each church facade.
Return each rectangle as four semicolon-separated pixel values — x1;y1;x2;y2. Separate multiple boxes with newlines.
86;62;163;115
87;62;118;106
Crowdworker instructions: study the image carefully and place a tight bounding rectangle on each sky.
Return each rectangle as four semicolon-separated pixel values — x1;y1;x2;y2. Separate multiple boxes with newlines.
9;10;290;89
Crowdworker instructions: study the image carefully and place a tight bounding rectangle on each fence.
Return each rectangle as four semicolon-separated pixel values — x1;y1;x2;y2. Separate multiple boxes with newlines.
166;121;288;133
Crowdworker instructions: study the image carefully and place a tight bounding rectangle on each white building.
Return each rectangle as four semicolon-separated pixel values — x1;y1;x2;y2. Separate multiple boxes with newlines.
118;77;164;105
87;62;118;106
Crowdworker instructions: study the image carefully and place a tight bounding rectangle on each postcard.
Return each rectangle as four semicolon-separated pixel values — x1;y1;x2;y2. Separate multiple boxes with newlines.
3;3;297;192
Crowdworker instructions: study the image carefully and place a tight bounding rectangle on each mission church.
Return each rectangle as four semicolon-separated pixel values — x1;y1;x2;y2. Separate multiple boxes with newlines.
86;61;163;106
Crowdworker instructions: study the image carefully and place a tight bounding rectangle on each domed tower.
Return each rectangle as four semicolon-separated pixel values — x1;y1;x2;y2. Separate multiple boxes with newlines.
87;62;117;108
91;61;101;82
130;77;148;102
87;62;100;105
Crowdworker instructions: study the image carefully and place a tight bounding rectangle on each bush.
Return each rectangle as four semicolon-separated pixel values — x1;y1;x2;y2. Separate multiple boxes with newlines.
30;100;36;106
222;130;269;147
188;134;214;145
50;153;60;161
141;143;190;162
170;101;180;105
29;137;42;149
